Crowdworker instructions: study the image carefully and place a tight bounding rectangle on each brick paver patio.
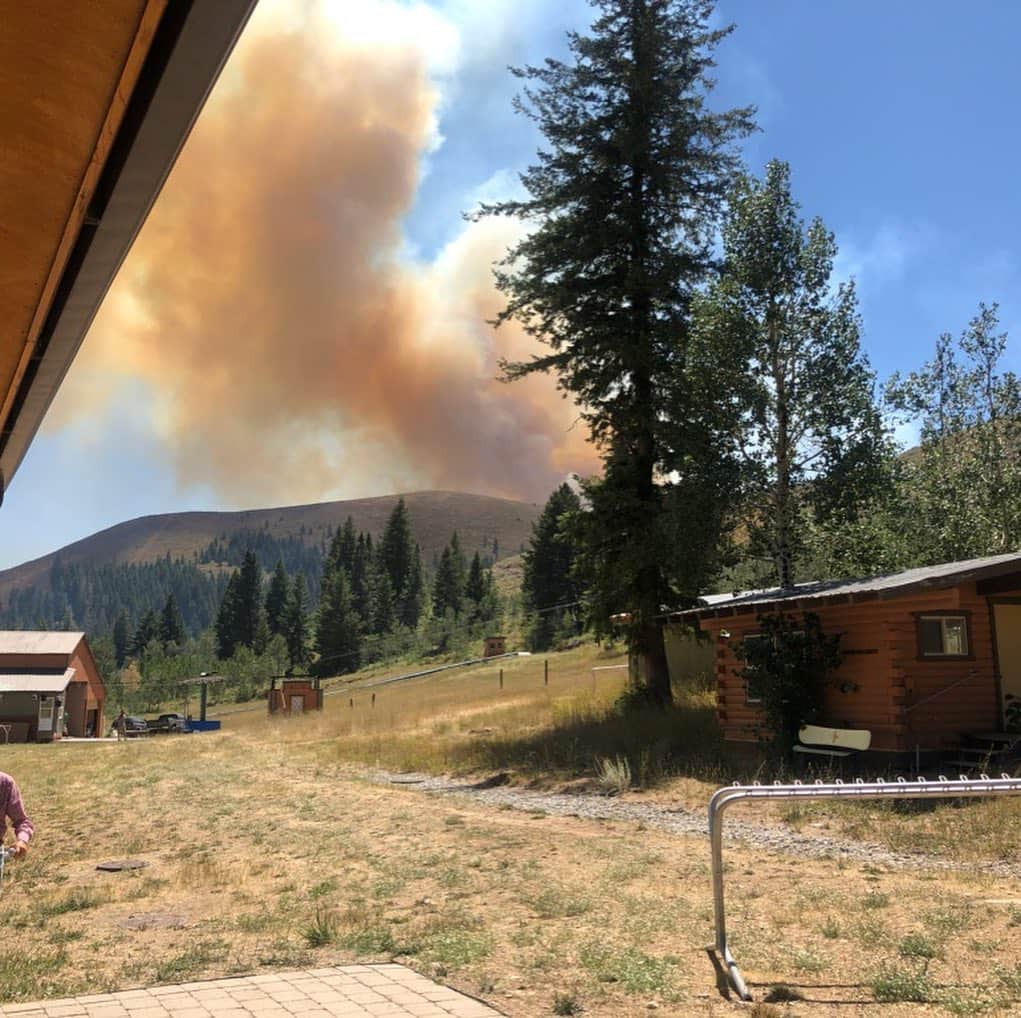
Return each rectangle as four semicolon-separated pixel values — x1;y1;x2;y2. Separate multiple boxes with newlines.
0;966;502;1018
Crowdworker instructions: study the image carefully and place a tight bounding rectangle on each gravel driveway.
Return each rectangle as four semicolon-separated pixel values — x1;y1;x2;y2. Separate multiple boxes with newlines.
374;770;1021;877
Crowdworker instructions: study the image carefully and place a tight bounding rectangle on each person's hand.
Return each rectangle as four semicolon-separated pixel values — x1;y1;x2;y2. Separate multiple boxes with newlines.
12;841;28;858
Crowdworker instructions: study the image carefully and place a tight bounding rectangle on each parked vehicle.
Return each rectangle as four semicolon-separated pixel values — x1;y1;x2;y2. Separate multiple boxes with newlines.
109;715;148;737
146;713;189;733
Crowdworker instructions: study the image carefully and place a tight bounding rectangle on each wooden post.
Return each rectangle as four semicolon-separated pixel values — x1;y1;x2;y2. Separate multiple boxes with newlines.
200;682;208;722
349;698;354;709
372;692;376;708
544;659;549;686
499;668;504;690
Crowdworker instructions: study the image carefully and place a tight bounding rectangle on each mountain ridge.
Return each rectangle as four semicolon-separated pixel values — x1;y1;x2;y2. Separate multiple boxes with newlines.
0;490;542;599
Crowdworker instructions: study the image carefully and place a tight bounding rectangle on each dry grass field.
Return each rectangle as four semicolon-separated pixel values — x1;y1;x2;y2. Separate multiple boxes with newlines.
4;644;1021;1016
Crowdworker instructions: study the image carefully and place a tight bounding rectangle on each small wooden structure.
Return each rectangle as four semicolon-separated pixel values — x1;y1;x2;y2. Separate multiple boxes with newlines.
483;635;507;658
268;676;323;715
0;631;105;741
673;552;1021;765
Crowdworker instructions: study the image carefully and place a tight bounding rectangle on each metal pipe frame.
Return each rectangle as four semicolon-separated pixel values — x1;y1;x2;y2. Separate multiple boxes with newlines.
709;773;1021;1001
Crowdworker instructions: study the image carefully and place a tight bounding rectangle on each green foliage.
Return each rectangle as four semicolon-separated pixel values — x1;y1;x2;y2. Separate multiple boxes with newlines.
522;484;583;651
887;303;1021;563
464;552;498;626
315;561;360;677
482;0;755;705
215;572;241;659
264;559;290;637
380;498;425;628
735;611;842;756
235;551;263;650
870;962;934;1003
112;610;130;667
133;609;160;656
432;533;466;620
301;908;338;947
694;160;888;589
159;593;186;646
283;574;310;670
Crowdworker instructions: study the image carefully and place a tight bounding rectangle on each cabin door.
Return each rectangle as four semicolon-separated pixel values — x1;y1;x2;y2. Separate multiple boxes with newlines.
290;696;304;714
994;604;1021;726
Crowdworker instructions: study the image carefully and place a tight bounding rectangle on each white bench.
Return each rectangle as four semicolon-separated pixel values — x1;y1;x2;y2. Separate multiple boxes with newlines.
793;724;871;763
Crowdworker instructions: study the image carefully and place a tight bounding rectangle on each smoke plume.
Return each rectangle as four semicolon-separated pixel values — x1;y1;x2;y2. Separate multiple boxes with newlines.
51;0;597;504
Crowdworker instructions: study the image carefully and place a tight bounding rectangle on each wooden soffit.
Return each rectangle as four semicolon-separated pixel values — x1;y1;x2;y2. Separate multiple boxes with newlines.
0;0;256;497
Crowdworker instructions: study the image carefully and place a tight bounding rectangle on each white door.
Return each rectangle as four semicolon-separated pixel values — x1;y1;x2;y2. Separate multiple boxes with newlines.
994;604;1021;726
38;697;53;732
289;695;304;714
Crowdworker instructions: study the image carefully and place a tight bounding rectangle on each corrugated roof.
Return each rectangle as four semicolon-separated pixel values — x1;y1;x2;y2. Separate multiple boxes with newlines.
676;551;1021;619
0;667;75;694
0;631;84;655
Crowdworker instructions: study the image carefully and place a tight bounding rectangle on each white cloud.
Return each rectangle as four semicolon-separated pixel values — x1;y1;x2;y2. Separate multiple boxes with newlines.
834;222;932;294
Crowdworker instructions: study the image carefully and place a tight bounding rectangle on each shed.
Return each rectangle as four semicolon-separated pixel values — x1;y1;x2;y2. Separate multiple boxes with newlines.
268;676;323;716
0;631;105;742
673;552;1021;763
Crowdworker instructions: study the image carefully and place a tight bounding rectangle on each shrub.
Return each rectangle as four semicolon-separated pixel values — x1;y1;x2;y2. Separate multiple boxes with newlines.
735;611;842;756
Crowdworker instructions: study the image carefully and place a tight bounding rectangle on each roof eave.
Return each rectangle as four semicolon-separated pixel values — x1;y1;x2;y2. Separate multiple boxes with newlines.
0;0;256;496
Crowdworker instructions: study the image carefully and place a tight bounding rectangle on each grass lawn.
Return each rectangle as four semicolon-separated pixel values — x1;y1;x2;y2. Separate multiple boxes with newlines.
3;643;1021;1016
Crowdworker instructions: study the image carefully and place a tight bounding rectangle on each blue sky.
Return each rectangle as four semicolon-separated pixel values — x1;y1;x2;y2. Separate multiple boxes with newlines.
3;0;1019;570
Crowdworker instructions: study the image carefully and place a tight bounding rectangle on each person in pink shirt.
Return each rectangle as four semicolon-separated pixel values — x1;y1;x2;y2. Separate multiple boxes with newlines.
0;771;33;858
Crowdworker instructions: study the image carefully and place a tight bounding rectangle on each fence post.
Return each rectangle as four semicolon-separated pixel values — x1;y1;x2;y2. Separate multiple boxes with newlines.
349;698;353;709
544;659;549;686
499;668;504;690
371;692;376;708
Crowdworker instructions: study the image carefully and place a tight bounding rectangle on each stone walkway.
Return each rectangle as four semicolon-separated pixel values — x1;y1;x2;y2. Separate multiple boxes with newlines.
0;966;502;1018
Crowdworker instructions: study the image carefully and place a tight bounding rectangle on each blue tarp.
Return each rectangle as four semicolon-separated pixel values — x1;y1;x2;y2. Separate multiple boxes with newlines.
188;720;221;733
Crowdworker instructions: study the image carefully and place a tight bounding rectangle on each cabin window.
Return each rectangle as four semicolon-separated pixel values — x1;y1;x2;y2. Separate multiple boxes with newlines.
917;614;969;657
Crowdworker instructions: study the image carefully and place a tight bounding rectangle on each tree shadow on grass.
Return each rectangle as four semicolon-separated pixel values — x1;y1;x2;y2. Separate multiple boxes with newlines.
440;685;769;788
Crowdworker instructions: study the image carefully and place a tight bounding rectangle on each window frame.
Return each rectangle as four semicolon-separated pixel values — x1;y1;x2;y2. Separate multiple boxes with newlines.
914;611;973;661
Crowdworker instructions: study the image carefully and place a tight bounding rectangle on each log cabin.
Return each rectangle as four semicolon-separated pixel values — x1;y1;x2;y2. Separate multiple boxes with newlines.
673;552;1021;767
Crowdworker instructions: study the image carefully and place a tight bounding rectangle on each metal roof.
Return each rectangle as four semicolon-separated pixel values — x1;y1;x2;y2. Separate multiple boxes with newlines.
0;667;75;694
0;631;85;655
676;551;1021;620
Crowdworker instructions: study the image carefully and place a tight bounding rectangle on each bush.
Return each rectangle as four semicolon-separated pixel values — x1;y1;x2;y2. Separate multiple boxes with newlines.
735;611;842;757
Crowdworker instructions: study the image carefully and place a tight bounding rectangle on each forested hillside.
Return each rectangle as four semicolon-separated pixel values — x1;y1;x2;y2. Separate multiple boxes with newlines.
0;491;538;638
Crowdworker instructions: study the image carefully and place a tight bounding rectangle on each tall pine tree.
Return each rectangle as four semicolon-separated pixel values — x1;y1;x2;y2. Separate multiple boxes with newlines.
264;559;290;636
215;572;241;659
112;610;131;667
284;573;310;671
315;566;360;677
481;0;754;703
133;609;160;656
234;551;262;650
522;484;584;650
432;534;466;619
159;593;186;646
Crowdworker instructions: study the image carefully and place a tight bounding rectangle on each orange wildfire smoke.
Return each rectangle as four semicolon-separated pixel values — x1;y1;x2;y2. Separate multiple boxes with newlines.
52;0;597;504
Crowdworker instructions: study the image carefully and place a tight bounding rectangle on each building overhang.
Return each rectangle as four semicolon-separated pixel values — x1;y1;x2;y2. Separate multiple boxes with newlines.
0;0;256;498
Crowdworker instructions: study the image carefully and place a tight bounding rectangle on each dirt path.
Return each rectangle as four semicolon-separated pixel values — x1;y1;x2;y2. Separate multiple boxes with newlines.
372;769;1021;877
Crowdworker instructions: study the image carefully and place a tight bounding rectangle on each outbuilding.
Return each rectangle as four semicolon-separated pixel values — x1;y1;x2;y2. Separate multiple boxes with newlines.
0;631;105;742
674;552;1021;765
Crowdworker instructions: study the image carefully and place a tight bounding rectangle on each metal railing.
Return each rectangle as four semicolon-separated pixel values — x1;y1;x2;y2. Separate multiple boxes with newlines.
709;773;1021;1001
